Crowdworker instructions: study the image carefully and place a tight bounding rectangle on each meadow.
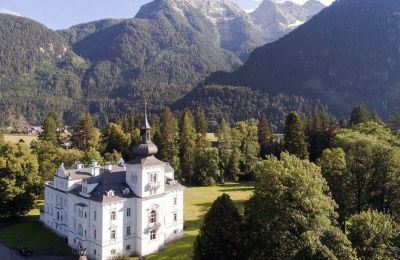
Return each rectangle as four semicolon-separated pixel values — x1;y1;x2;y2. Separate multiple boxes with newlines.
3;134;38;144
0;182;254;259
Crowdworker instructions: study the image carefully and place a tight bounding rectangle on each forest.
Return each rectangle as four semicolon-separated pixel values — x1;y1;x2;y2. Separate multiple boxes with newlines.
2;104;400;259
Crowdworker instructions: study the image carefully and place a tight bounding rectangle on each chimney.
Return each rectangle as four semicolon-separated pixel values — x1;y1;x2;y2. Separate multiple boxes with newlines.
105;162;112;171
76;161;84;170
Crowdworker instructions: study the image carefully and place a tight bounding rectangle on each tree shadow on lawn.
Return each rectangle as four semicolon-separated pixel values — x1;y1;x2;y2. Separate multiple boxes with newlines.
217;182;254;192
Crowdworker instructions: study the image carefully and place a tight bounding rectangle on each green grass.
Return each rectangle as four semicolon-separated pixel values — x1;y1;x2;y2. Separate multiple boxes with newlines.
147;182;254;260
0;200;73;256
3;134;38;144
0;182;253;259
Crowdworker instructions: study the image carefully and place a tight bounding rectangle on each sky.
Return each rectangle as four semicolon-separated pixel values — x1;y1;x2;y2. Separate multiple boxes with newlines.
0;0;334;30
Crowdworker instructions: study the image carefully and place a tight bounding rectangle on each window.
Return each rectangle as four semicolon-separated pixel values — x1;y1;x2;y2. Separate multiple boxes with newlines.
150;229;156;240
150;173;157;183
94;229;96;239
126;245;131;251
94;211;96;221
150;210;156;223
94;249;96;256
126;226;131;236
111;211;116;220
84;212;87;218
174;213;177;222
111;230;116;239
78;224;83;236
131;175;137;183
127;208;131;217
174;197;177;205
57;212;60;220
111;249;116;255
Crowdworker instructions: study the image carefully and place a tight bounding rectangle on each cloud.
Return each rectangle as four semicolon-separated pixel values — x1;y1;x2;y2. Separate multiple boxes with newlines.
0;8;22;16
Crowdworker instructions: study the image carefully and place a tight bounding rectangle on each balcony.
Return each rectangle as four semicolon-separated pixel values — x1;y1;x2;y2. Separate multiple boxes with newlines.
148;222;161;230
149;181;160;189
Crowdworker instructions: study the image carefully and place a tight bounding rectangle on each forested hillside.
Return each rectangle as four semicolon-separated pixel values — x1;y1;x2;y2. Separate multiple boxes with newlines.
205;0;400;117
0;14;87;125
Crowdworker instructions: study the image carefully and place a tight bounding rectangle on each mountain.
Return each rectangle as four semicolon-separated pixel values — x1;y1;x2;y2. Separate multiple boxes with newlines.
136;0;264;59
250;0;325;42
199;0;400;117
69;0;246;122
0;13;87;125
58;19;124;45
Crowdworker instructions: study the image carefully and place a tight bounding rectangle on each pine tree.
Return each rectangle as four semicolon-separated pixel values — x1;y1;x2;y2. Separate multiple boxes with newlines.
195;110;208;149
258;115;272;158
39;113;58;143
100;123;131;155
158;108;180;178
350;104;370;126
180;108;197;184
193;194;242;260
70;113;100;151
283;112;308;159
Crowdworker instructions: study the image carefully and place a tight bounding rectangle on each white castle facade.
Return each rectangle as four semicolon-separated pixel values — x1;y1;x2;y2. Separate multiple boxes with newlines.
40;111;184;260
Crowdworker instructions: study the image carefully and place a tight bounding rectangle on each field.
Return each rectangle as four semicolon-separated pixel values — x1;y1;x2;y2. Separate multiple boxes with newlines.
147;182;254;259
0;200;74;257
3;134;38;144
0;182;254;259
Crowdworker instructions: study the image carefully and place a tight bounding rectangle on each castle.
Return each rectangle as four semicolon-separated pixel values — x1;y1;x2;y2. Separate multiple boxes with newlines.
40;109;184;259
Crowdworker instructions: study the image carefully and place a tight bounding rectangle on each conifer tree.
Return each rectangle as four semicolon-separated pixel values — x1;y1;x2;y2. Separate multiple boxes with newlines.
39;113;59;144
180;108;197;184
283;112;308;159
258;115;272;158
193;194;242;260
100;123;131;155
350;104;370;126
195;110;208;149
71;113;100;151
158;108;180;177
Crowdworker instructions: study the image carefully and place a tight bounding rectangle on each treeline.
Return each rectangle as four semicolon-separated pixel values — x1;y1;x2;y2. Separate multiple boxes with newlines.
193;104;400;259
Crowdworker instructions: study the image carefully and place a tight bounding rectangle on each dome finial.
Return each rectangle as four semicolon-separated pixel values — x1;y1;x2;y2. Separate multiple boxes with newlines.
143;97;151;130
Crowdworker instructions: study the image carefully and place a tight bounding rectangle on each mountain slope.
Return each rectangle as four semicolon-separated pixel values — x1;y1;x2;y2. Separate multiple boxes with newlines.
136;0;264;59
58;18;124;45
71;0;243;121
205;0;400;116
250;0;325;42
0;13;87;125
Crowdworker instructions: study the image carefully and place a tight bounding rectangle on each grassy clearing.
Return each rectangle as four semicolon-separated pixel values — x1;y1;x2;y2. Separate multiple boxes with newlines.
0;200;73;256
147;182;254;260
0;182;253;259
3;134;38;144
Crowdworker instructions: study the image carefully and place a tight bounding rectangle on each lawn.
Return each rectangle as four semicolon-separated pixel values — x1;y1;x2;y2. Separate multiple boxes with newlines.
3;134;38;144
0;182;253;259
147;182;254;260
0;200;74;256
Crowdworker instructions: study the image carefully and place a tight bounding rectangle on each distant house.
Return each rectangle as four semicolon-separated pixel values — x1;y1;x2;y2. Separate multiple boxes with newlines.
40;109;185;259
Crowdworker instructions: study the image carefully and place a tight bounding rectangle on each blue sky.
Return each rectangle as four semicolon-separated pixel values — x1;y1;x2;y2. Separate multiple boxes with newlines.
0;0;334;30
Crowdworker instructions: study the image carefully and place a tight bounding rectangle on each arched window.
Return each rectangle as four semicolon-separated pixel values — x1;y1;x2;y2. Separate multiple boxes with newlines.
150;210;156;223
78;224;83;236
111;211;116;220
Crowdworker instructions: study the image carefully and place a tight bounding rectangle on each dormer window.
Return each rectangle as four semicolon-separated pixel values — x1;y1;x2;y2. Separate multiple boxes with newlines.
106;190;115;197
122;188;130;195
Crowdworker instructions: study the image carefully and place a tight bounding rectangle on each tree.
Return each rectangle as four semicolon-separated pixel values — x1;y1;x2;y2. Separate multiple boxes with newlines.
70;113;100;151
31;140;59;183
350;104;370;126
318;148;350;229
195;110;208;149
180;108;197;184
388;106;400;134
284;112;308;159
305;110;335;162
100;123;131;155
158;108;180;178
225;147;242;182
194;148;221;186
235;120;260;178
243;153;356;259
0;142;40;219
258;115;272;159
39;113;58;143
216;119;232;149
347;210;399;259
81;148;104;165
193;194;242;260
